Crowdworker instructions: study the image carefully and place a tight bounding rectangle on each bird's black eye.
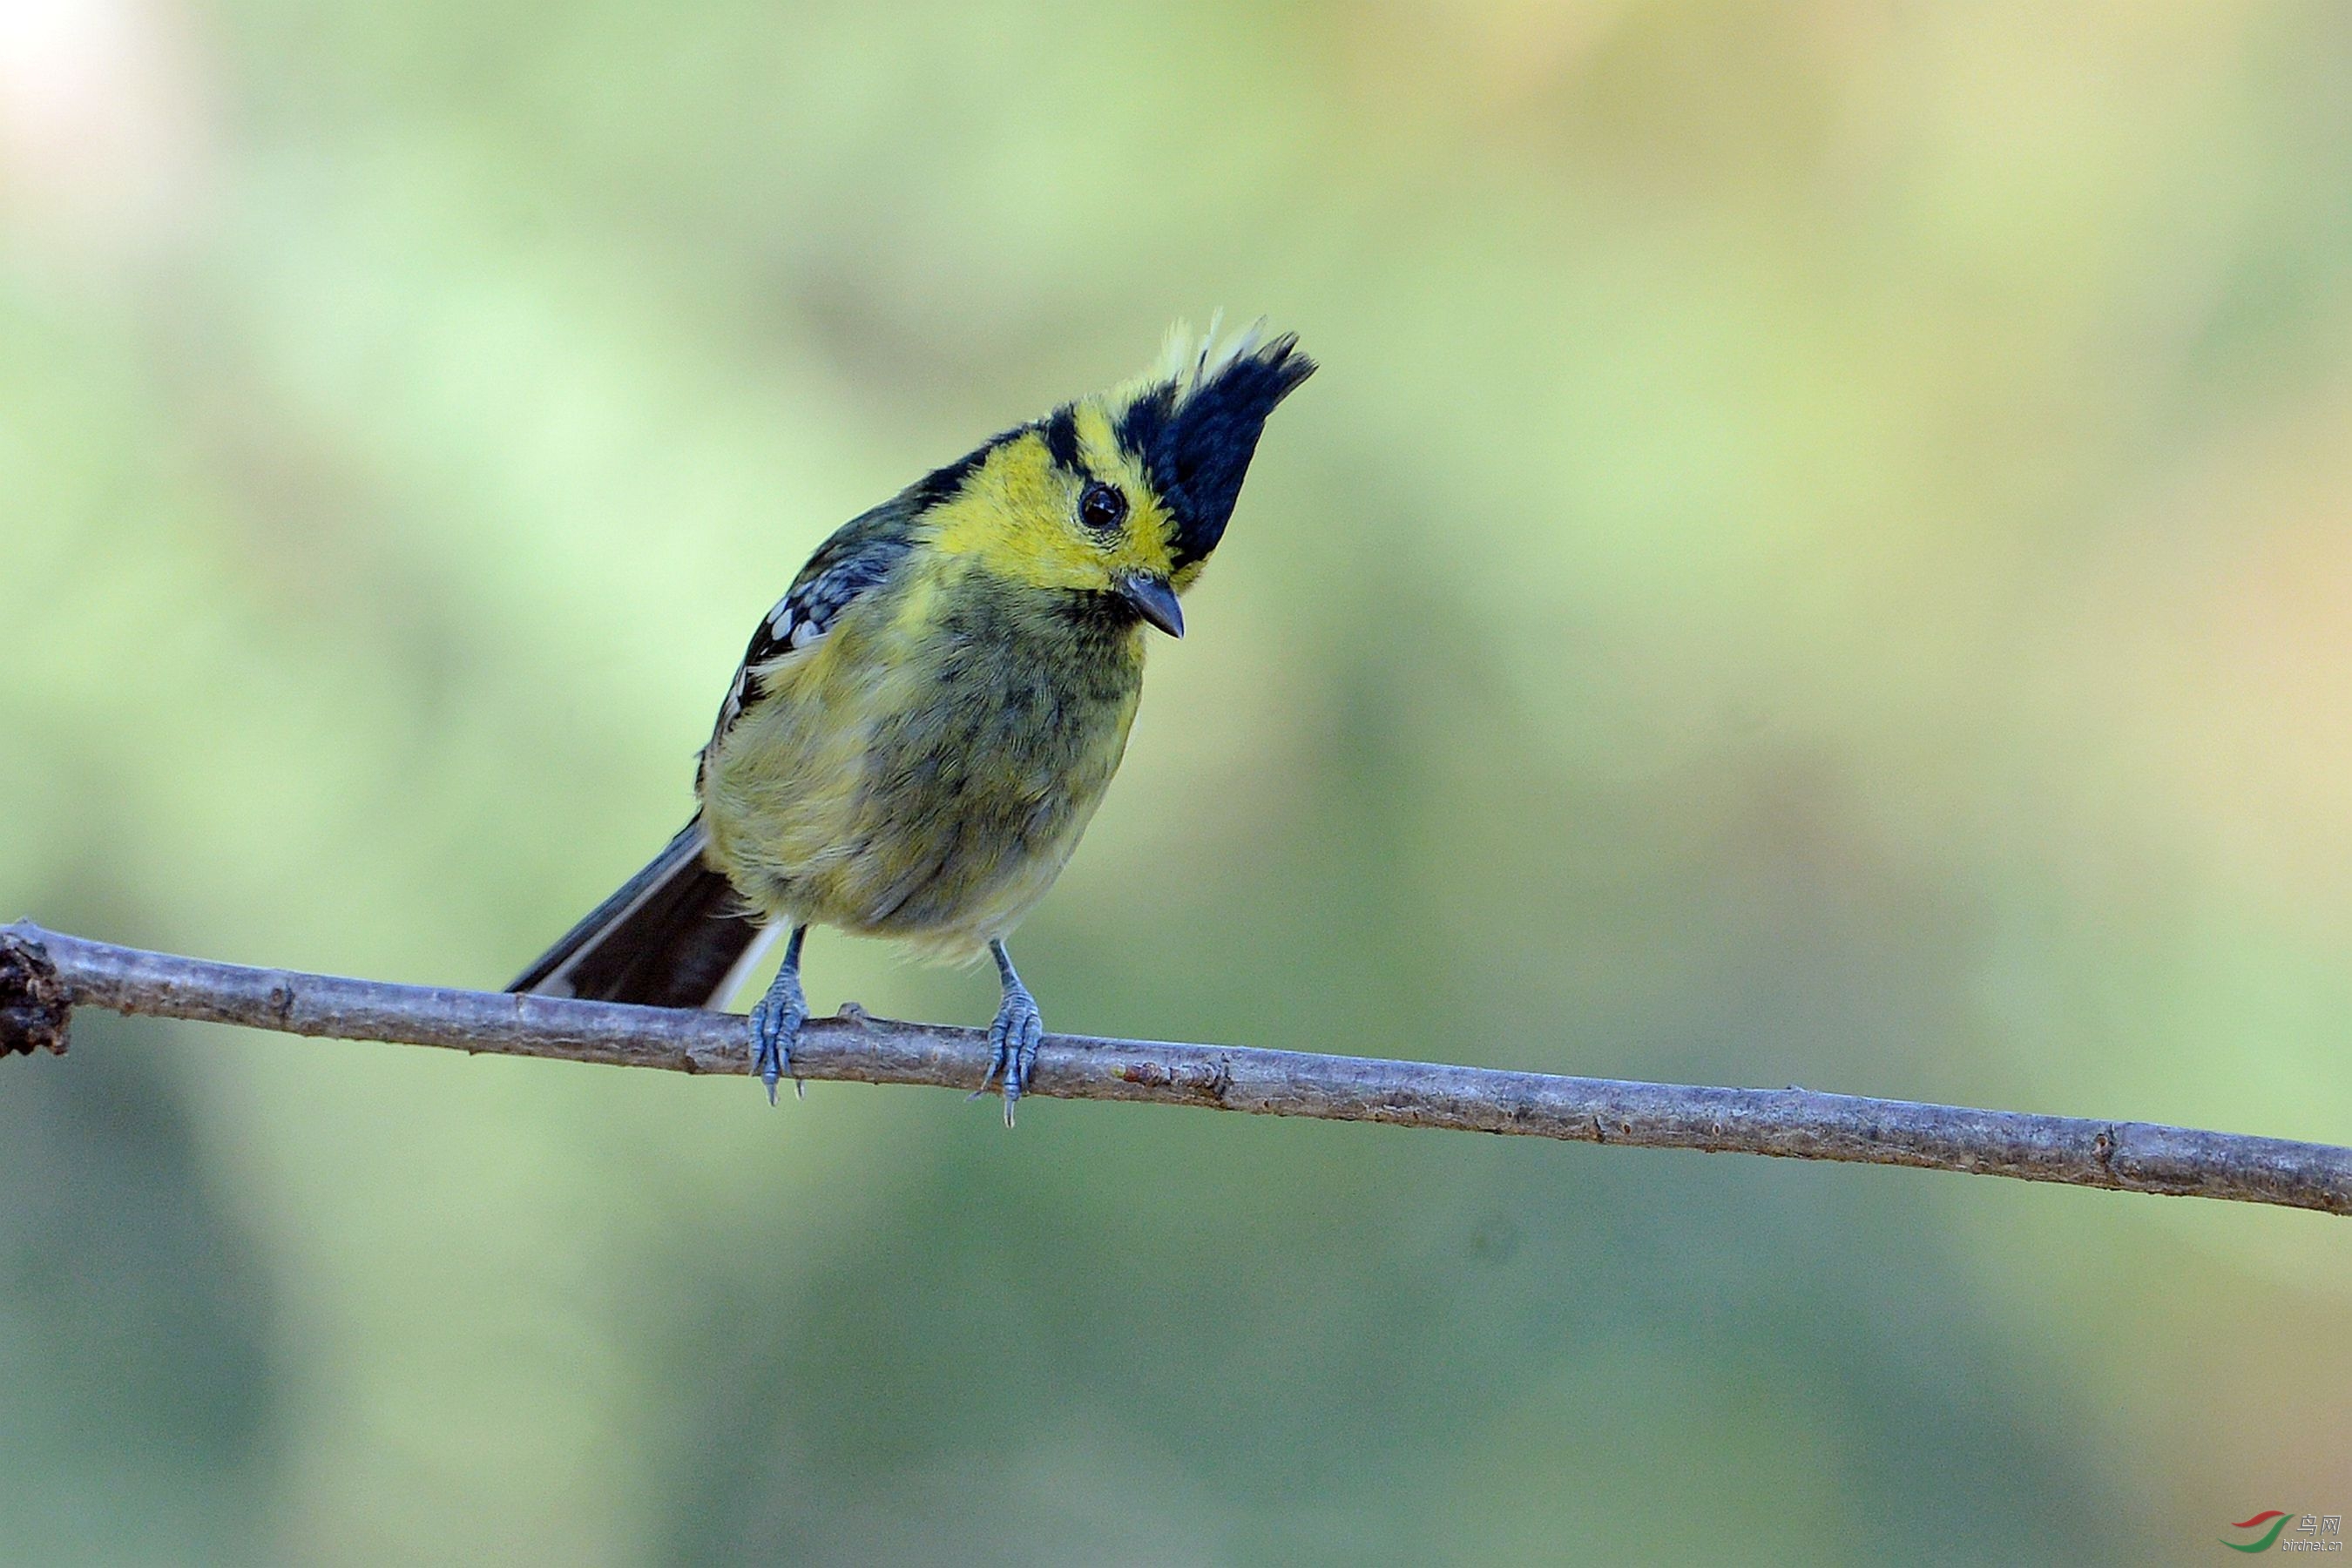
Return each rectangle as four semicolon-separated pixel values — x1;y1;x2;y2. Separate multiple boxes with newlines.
1078;481;1128;531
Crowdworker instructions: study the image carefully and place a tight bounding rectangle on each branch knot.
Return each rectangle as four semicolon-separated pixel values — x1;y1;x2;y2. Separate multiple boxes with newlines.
0;926;71;1058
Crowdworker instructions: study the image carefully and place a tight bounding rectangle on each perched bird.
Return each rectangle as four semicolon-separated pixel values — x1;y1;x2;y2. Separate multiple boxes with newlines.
510;320;1314;1120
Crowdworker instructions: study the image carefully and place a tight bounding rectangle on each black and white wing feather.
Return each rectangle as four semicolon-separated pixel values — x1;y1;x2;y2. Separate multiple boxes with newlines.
704;498;920;754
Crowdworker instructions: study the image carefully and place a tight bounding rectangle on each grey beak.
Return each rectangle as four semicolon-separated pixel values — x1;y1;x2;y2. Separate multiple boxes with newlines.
1119;573;1185;638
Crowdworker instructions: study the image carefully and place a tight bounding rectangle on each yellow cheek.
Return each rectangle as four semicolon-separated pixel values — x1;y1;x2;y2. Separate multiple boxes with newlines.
925;422;1181;588
929;454;1082;586
1123;500;1180;579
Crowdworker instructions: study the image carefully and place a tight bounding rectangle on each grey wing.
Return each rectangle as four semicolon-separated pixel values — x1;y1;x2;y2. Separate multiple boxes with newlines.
702;498;920;759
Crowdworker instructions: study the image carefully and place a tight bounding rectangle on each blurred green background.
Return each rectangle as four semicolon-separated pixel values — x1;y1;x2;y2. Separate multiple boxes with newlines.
7;0;2352;1560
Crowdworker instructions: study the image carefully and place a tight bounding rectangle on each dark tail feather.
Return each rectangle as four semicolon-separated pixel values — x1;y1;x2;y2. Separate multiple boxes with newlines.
507;820;771;1010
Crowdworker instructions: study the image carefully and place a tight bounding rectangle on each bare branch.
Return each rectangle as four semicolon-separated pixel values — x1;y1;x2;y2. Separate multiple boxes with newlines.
6;919;2348;1216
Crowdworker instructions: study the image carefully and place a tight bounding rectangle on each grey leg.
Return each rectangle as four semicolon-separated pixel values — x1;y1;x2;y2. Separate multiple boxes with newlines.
748;924;808;1105
973;938;1044;1127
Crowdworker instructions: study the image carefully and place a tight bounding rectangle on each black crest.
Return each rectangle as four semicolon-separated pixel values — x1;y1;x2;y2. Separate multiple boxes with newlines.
1116;334;1315;569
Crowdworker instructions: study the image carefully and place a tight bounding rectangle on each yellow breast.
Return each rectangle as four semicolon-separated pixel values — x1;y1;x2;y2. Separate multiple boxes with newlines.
700;557;1146;959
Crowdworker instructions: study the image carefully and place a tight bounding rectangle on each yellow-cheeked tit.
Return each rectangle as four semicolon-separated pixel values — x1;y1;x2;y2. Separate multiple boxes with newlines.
510;320;1315;1119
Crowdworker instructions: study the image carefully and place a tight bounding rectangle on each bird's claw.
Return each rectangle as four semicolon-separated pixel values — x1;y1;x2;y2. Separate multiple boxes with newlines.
970;984;1044;1126
749;980;808;1106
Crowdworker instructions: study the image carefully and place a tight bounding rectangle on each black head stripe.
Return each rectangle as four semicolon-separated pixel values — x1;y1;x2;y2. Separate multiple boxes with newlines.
1114;384;1174;482
1040;407;1086;476
906;422;1031;511
907;447;987;510
1118;335;1315;568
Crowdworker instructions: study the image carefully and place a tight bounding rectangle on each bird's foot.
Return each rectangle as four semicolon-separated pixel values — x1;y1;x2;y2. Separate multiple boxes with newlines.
749;968;808;1105
970;983;1044;1127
